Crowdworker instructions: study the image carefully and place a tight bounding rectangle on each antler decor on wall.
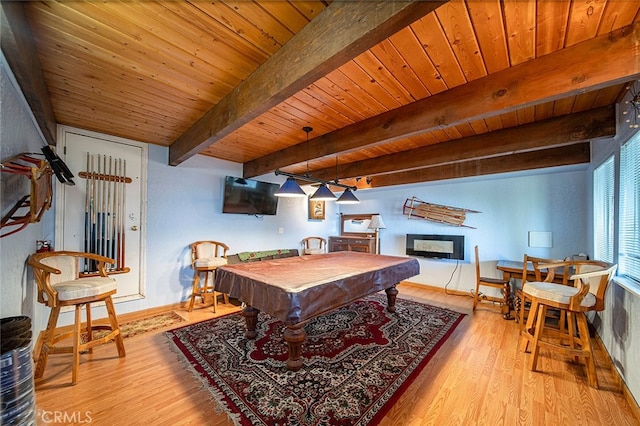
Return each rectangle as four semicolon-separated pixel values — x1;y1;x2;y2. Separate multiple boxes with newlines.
402;196;480;228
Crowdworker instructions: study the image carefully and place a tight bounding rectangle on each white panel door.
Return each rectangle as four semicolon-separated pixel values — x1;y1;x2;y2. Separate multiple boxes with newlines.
56;126;147;301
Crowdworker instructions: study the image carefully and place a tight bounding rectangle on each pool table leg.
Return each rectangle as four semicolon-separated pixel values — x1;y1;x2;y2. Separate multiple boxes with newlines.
242;305;258;339
284;324;306;371
385;285;398;313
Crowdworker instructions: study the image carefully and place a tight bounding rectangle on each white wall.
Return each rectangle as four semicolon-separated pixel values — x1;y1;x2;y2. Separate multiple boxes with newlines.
136;145;339;310
0;55;54;335
340;169;589;294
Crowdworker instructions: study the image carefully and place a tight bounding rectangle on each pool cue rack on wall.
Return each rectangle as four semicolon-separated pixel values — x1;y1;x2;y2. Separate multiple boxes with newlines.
79;153;131;275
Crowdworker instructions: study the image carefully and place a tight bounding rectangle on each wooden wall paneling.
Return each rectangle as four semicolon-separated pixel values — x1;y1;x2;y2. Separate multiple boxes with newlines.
308;73;377;121
290;88;349;126
435;0;488;82
244;22;640;178
157;1;270;63
388;27;446;96
352;51;409;109
565;0;608;47
369;39;431;101
271;99;315;128
9;0;639;184
442;126;464;141
534;102;555;121
482;115;504;132
535;0;570;56
287;1;329;21
291;89;352;128
499;110;520;128
553;97;576;116
427;129;451;145
598;1;640;35
573;90;602;113
592;83;627;108
169;1;446;165
29;2;223;102
411;13;468;88
466;0;510;74
367;143;591;188
516;105;536;125
132;1;260;79
223;1;297;47
326;62;391;116
308;106;615;181
453;122;477;139
189;1;290;57
503;0;537;65
32;28;213;111
468;118;490;134
259;1;315;33
47;89;178;145
101;1;252;86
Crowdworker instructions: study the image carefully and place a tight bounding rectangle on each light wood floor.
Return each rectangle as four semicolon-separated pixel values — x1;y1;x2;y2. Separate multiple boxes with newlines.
33;283;639;425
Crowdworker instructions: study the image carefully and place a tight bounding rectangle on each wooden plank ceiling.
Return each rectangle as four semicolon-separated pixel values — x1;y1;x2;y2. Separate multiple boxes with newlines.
3;1;639;190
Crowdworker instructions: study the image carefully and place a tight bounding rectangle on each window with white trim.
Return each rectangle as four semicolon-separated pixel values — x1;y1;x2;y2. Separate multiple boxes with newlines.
595;131;640;286
619;133;640;283
593;156;614;263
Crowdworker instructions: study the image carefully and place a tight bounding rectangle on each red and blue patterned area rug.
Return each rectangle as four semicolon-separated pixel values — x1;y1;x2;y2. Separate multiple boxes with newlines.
166;294;465;426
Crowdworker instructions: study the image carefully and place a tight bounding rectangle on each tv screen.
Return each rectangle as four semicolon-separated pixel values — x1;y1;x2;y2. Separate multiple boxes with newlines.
406;234;465;260
222;176;279;216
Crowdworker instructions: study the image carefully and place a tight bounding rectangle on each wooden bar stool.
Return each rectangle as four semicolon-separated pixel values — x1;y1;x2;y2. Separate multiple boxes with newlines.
27;251;126;385
188;241;229;312
520;260;617;388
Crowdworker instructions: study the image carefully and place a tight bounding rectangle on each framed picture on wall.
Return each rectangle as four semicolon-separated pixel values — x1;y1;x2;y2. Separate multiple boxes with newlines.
308;198;325;220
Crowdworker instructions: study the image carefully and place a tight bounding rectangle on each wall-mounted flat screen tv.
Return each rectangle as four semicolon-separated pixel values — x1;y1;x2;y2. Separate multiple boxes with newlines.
222;176;279;216
406;234;465;260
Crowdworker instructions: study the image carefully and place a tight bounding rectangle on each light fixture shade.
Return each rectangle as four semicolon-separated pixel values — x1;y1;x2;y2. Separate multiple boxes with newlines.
336;188;360;204
368;214;386;230
310;184;336;201
275;178;306;197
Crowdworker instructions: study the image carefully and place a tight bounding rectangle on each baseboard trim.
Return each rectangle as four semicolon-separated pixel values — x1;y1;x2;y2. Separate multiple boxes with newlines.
401;280;471;297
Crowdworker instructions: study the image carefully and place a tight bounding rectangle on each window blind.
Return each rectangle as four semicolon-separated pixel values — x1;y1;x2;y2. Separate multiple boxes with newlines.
593;156;614;263
619;133;640;283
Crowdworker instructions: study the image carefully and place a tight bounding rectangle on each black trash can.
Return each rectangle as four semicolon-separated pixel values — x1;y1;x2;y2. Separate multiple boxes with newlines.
1;316;36;425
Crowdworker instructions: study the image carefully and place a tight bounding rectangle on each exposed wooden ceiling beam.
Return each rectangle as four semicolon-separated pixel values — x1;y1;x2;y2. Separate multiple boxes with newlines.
307;105;615;181
244;22;639;178
169;0;446;166
1;1;57;146
365;143;591;188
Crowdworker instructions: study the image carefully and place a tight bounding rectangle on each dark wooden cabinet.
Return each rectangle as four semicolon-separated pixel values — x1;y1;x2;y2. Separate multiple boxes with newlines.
329;236;375;253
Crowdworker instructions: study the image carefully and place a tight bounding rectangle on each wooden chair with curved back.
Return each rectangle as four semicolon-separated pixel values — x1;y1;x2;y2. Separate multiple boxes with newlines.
301;237;327;255
188;240;229;312
473;246;511;319
516;254;567;328
27;251;126;385
520;259;617;388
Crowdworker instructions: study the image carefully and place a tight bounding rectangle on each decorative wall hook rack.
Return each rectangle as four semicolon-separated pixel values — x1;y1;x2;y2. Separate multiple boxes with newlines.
1;153;52;238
